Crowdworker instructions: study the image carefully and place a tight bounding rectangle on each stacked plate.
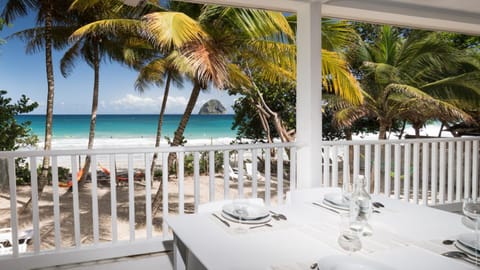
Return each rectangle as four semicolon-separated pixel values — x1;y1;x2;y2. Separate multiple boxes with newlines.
221;202;271;224
323;192;350;211
456;233;480;258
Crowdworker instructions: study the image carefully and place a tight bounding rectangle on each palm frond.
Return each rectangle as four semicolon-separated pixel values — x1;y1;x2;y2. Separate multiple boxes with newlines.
322;50;363;105
334;106;369;128
143;12;206;51
60;40;83;77
70;19;144;42
1;0;36;23
135;58;168;92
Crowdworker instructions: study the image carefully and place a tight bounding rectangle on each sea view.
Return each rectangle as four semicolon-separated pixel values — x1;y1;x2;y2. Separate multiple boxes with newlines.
16;114;238;149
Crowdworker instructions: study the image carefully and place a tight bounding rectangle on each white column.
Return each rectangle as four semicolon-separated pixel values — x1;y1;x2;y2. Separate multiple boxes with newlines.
296;2;323;188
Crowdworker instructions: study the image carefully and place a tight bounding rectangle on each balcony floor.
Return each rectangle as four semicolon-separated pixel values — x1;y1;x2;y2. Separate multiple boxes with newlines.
39;251;174;270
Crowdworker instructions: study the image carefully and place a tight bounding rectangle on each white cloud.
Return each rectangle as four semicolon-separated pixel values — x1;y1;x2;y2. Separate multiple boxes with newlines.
108;94;191;114
110;94;158;113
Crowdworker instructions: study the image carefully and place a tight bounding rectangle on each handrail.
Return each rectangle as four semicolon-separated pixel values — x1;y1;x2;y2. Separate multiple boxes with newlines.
0;142;298;157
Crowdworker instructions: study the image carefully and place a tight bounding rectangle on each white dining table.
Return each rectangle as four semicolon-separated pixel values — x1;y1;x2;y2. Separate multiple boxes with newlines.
166;187;478;270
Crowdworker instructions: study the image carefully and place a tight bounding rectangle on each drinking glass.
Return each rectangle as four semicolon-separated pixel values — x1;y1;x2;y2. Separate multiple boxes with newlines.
232;197;248;233
463;198;480;263
337;212;362;253
342;181;353;203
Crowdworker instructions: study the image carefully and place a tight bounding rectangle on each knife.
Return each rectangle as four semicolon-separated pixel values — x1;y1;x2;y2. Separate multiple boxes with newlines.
212;213;230;227
312;202;340;214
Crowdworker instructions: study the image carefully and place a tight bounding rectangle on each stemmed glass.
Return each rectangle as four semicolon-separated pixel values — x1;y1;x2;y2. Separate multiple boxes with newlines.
232;197;248;233
463;198;480;264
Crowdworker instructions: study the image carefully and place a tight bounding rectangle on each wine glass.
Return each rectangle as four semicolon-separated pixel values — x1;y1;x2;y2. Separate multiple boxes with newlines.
337;212;362;254
232;197;248;233
342;181;352;203
463;198;480;263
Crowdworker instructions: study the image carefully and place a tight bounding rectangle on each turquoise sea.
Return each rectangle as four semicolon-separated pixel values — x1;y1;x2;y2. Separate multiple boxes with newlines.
16;114;237;140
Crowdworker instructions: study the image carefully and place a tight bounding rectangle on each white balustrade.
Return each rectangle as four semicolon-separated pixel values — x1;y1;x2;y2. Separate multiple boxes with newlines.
0;138;479;269
0;142;296;268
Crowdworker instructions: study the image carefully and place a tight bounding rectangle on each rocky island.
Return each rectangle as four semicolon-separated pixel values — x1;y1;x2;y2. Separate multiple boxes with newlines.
198;99;226;115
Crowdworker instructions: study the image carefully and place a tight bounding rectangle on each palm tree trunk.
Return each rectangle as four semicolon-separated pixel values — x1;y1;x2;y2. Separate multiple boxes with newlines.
39;8;55;195
22;4;55;212
172;81;201;147
152;81;201;216
150;72;172;178
378;123;388;140
80;42;100;183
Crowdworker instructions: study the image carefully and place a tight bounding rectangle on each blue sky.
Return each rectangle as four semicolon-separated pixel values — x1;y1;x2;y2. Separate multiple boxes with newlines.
0;15;238;115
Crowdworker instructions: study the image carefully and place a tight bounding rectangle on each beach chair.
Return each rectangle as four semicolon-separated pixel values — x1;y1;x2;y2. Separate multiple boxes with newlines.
245;162;261;180
0;228;33;255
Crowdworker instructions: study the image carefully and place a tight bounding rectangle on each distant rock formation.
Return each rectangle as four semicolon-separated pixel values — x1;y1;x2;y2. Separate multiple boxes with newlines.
198;99;226;115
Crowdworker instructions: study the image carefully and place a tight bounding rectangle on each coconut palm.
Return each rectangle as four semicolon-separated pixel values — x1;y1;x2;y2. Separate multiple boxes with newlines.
335;25;477;139
1;0;73;198
66;0;163;182
134;52;185;178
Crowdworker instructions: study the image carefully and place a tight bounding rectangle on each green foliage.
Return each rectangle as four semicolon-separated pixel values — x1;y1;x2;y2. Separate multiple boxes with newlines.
0;90;38;151
231;78;296;141
16;164;70;185
168;151;224;176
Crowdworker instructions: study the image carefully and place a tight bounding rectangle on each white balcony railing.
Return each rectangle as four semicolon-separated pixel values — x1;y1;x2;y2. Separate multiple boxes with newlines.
0;137;478;269
0;142;296;269
319;137;479;204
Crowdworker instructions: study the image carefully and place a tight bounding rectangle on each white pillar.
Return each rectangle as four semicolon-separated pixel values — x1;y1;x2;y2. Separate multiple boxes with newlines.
296;2;323;188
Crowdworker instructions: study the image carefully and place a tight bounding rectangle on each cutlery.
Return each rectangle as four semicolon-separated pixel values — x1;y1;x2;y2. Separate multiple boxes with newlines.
442;239;454;245
310;262;319;269
212;213;230;227
313;202;340;214
443;250;480;265
249;223;272;229
372;202;385;208
269;210;287;220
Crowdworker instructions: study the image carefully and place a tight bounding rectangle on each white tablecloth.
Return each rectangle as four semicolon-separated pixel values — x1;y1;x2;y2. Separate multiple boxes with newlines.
167;188;476;270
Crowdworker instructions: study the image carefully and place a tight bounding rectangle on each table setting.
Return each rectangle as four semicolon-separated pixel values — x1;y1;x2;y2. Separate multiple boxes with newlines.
167;176;479;270
208;199;290;233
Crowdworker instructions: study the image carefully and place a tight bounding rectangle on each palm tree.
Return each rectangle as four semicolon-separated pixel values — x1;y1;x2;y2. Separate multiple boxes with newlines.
134;52;185;177
235;17;364;142
1;0;73;199
66;0;161;182
335;25;477;139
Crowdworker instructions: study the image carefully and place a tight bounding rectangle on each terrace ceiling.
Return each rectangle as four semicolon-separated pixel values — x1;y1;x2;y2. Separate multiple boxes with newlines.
182;0;480;35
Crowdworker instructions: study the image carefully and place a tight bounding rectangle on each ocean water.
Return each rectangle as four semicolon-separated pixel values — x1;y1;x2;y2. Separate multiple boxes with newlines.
16;114;237;140
15;114;238;149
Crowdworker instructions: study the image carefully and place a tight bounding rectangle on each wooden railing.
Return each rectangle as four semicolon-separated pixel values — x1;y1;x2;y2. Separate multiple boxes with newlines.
0;142;296;269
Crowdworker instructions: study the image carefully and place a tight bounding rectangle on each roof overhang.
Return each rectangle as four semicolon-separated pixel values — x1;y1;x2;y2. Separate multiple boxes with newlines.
176;0;480;36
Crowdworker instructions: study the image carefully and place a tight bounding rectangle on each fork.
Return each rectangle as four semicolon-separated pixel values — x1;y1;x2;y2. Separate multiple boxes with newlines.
269;210;287;220
249;223;273;229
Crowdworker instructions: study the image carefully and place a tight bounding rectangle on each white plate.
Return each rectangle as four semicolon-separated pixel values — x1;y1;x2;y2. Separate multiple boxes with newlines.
221;211;271;224
222;202;269;221
461;216;476;230
323;192;350;210
457;233;480;253
318;255;395;270
455;242;480;259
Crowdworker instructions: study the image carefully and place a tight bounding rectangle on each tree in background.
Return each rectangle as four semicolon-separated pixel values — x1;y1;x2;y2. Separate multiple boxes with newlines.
336;25;476;139
1;0;73;199
0;90;38;190
65;0;161;183
0;90;38;151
